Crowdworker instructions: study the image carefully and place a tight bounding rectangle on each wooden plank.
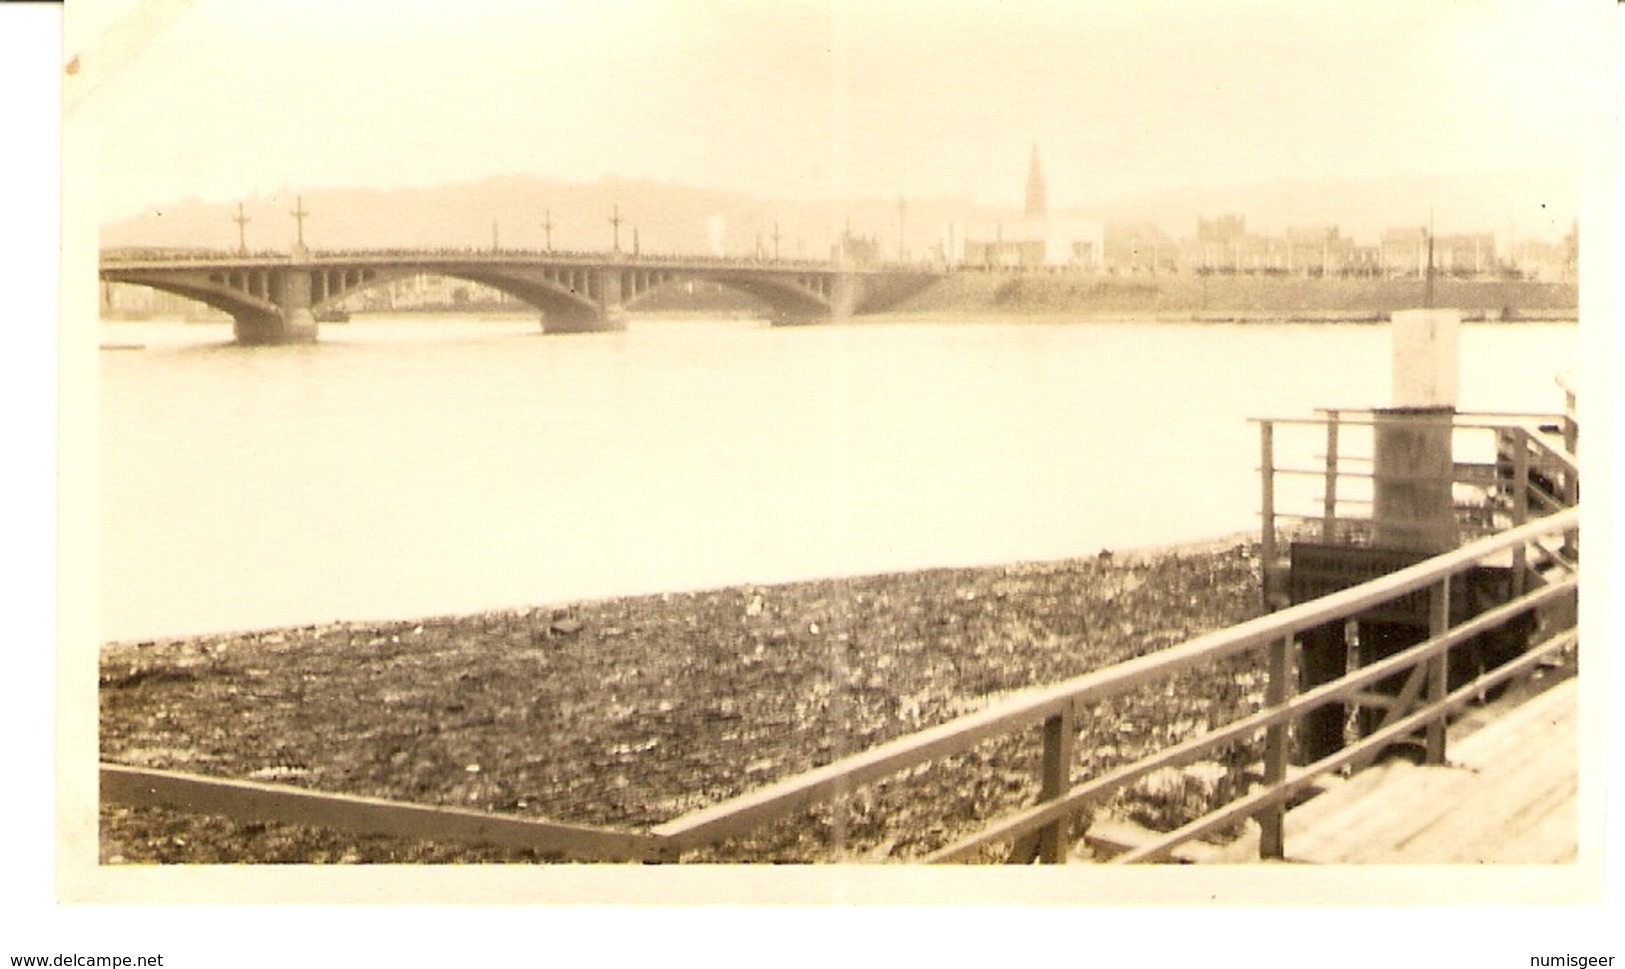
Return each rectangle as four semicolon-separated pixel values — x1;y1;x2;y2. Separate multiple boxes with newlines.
1505;778;1579;864
1240;677;1577;864
1412;771;1574;863
1111;640;1572;864
1264;764;1402;862
1451;676;1577;768
1402;683;1576;862
101;764;664;862
1303;764;1474;863
1312;744;1572;864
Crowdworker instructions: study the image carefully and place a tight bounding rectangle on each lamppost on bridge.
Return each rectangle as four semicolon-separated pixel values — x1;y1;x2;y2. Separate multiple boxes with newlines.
232;202;251;256
1424;209;1436;309
290;195;310;259
609;204;623;253
633;226;640;256
772;222;781;262
492;219;500;253
542;209;554;252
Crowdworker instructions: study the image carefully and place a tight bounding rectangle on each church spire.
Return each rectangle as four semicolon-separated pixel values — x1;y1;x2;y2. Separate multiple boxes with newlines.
1024;141;1047;219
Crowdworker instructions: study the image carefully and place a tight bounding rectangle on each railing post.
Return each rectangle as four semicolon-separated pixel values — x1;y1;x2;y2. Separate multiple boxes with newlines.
1322;411;1340;542
1425;575;1451;765
1510;434;1530;527
1559;423;1579;559
1562;385;1578;458
1260;421;1277;608
1037;706;1076;863
1259;634;1292;860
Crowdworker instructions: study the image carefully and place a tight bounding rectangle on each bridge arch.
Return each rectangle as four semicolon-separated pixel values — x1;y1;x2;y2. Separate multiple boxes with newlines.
701;271;839;320
100;268;287;341
606;268;839;321
310;264;607;327
311;264;843;326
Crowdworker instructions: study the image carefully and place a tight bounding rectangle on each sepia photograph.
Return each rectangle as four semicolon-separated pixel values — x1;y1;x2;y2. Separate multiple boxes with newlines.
26;0;1621;954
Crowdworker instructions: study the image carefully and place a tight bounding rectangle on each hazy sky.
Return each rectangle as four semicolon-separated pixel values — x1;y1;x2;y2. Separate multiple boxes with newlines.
71;0;1608;224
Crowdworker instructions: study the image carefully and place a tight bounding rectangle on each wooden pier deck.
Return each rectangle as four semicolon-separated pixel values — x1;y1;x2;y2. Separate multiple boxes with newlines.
1213;672;1577;864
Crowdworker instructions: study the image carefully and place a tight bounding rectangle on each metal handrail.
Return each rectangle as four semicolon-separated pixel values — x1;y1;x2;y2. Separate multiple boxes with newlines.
1252;412;1567;431
1112;626;1574;864
1257;411;1577;608
929;582;1575;863
653;509;1577;859
99;763;665;862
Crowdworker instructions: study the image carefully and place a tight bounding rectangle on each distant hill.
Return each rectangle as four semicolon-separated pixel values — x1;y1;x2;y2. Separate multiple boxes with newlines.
1083;169;1577;243
100;168;1577;257
97;175;1004;262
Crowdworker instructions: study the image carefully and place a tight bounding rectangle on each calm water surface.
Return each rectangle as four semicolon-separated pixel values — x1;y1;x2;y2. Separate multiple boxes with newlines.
98;315;1577;642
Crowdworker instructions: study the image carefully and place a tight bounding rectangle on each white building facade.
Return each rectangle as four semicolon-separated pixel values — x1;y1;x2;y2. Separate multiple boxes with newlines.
941;145;1104;271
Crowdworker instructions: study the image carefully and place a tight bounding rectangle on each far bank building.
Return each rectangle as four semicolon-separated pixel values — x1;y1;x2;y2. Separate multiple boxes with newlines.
942;145;1105;272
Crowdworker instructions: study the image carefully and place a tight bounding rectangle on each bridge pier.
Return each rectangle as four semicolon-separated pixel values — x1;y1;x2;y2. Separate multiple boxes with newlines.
232;312;315;346
830;272;858;320
539;266;628;334
541;312;627;335
232;269;317;345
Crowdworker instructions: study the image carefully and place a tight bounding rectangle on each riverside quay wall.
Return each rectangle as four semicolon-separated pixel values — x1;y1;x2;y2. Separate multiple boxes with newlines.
893;274;1576;322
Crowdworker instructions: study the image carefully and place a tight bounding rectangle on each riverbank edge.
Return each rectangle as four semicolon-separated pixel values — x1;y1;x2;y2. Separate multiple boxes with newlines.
99;530;1264;651
98;531;1271;864
838;308;1579;326
880;273;1577;323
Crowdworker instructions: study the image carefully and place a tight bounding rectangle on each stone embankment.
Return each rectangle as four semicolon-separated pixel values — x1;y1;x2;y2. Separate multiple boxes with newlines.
100;537;1268;864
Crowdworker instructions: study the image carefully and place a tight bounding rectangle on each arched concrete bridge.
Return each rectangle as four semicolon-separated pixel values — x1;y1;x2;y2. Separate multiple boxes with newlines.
98;249;942;345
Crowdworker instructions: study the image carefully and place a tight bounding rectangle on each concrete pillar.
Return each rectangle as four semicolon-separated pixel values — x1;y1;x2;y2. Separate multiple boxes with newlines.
597;268;623;317
540;268;627;334
1372;309;1460;552
1372;408;1457;552
830;273;858;320
235;268;317;345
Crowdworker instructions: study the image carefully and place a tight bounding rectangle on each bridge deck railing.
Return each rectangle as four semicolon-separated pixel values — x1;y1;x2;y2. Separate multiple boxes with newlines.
1254;409;1578;608
99;248;866;273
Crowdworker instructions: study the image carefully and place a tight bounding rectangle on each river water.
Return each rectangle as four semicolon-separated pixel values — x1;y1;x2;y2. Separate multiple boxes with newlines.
98;315;1576;642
